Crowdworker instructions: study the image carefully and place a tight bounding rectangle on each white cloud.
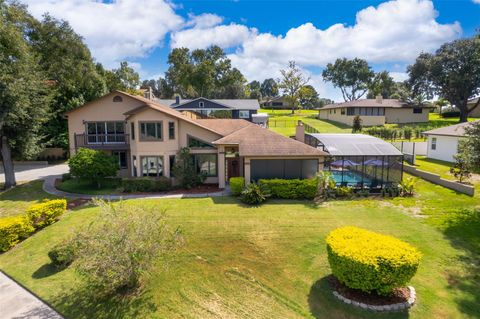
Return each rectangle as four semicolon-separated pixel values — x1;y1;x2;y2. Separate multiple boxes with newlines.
23;0;184;67
174;0;460;88
473;0;480;4
390;72;409;82
171;23;257;50
185;13;223;29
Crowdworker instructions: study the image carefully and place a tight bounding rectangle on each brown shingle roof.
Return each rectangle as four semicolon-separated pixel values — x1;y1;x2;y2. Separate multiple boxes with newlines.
213;125;326;157
423;120;480;137
194;119;252;136
321;99;427;110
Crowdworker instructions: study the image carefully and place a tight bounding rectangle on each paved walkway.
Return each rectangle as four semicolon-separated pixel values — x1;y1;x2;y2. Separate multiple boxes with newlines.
0;271;63;319
42;176;231;199
0;163;68;183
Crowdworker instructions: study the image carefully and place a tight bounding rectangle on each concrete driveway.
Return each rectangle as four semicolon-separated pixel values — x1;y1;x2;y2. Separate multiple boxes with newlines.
0;163;68;183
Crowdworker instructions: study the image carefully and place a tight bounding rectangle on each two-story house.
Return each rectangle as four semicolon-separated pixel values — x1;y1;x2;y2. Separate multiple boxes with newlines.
66;91;326;188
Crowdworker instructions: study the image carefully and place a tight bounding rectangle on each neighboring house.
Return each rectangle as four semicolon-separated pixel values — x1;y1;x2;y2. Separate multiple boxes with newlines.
155;96;259;121
423;120;479;162
65;91;326;188
262;96;289;109
467;97;480;118
318;96;431;126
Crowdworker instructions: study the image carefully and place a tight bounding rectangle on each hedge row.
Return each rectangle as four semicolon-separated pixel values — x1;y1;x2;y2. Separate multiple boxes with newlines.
0;199;67;252
121;177;172;193
258;178;317;200
326;226;421;295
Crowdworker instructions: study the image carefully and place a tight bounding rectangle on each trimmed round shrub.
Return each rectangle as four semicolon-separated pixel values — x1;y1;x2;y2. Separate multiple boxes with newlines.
326;226;421;295
48;241;76;269
229;177;245;196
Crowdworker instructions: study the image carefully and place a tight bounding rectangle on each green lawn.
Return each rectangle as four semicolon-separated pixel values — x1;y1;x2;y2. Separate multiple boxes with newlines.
56;178;121;195
0;177;478;318
0;180;57;218
415;156;455;180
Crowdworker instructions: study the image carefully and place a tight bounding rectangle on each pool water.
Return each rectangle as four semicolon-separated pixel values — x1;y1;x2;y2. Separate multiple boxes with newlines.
329;170;372;186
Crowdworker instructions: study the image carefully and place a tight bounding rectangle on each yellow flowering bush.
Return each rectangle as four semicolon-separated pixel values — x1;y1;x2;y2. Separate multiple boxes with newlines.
27;199;67;229
0;216;34;252
326;226;421;295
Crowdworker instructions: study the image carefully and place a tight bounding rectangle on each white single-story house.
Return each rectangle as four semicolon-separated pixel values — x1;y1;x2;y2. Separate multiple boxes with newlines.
423;120;479;162
467;97;480;118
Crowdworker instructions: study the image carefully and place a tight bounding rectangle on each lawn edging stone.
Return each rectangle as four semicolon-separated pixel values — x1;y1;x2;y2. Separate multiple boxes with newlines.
332;286;416;312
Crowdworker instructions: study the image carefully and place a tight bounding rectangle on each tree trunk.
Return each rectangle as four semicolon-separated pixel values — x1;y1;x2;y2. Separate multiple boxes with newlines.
0;135;16;189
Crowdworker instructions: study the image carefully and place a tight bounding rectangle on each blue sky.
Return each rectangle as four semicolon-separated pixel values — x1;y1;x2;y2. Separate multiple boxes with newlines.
23;0;480;100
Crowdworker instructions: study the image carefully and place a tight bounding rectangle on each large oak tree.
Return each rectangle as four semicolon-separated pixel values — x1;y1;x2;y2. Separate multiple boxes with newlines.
407;36;480;122
0;2;50;188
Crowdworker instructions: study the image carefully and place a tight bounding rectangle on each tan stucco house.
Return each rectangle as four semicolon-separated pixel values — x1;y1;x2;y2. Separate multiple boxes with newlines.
467;97;480;118
318;96;431;126
66;91;326;188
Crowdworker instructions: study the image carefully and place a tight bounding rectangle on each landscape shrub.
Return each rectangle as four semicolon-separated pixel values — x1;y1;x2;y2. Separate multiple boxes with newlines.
27;199;67;229
399;177;417;196
240;183;270;205
68;148;119;188
326;226;421;295
72;200;182;294
48;240;77;269
171;147;206;189
61;173;72;181
258;178;317;199
121;177;172;193
335;186;353;198
0;216;35;252
229;177;245;196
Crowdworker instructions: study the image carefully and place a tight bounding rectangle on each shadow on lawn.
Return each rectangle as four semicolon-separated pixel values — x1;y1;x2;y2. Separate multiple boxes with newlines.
210;196;320;209
32;263;64;279
437;209;480;317
52;284;157;319
307;275;410;319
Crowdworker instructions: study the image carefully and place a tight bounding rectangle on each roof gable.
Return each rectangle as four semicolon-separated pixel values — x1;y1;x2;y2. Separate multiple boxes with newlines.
173;97;232;110
213;125;326;157
423;120;479;137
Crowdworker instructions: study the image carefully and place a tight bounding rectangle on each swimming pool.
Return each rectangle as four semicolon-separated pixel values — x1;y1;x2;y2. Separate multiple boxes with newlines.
329;170;372;186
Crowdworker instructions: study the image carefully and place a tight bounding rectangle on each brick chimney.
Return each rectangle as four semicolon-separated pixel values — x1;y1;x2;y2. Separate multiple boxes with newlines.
295;120;305;143
376;95;383;104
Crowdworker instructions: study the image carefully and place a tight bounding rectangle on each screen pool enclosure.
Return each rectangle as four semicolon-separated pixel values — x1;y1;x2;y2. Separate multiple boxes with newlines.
305;133;403;190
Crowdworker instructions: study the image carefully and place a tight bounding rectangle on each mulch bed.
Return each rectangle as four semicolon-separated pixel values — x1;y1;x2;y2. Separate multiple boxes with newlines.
328;275;410;306
67;198;91;210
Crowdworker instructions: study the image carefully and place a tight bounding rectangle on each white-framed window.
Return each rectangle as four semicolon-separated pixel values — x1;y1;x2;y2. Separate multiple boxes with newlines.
431;137;437;150
199;101;204;108
239;110;250;119
141;156;163;177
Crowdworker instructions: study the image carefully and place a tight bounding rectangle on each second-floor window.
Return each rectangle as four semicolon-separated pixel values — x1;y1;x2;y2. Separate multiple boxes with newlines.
168;122;175;139
86;121;125;143
140;122;163;141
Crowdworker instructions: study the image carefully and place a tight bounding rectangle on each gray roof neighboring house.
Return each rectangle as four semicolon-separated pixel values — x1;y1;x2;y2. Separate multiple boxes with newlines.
155;97;260;110
423;120;480;137
320;98;430;110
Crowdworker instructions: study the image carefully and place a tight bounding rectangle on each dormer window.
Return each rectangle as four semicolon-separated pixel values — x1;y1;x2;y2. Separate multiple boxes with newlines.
113;95;123;102
199;101;204;108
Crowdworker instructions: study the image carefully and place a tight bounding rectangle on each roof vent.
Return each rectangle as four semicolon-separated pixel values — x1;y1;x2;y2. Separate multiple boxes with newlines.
376;95;383;104
175;96;180;104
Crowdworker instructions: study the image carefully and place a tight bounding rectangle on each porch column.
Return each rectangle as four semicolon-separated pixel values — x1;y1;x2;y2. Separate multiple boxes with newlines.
244;157;251;185
218;146;226;189
318;157;324;172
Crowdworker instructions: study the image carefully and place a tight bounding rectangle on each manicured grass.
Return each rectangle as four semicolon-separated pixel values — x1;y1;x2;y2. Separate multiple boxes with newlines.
0;180;57;218
415;156;455;180
56;178;121;195
0;177;478;318
259;108;319;118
